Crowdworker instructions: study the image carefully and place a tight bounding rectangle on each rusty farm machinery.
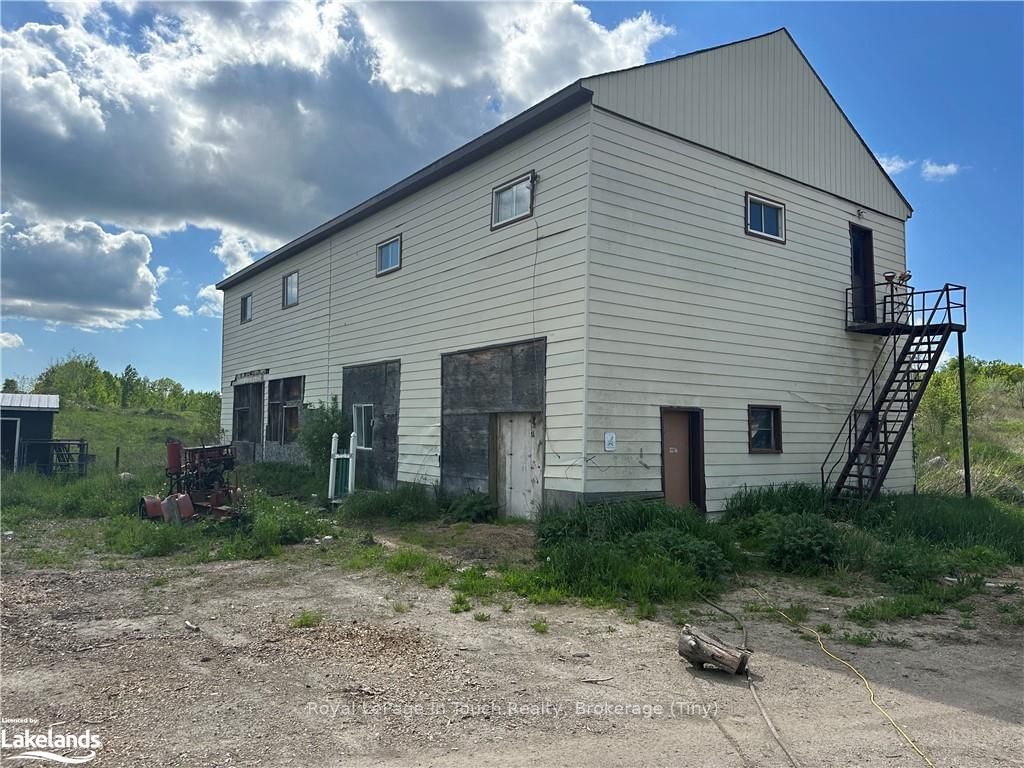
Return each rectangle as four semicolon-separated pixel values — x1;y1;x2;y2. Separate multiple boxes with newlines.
139;440;242;523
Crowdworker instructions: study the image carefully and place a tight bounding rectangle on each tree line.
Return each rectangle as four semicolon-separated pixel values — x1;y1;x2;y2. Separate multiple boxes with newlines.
3;352;220;419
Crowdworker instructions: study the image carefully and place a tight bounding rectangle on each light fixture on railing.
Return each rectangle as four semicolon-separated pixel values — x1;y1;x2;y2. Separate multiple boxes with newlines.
883;271;897;283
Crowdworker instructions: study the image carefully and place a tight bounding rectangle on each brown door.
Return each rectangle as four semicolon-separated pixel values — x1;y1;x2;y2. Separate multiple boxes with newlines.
662;411;692;507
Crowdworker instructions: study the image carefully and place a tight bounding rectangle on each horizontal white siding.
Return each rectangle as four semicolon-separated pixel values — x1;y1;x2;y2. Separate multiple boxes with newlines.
583;30;910;221
582;108;914;511
221;106;592;492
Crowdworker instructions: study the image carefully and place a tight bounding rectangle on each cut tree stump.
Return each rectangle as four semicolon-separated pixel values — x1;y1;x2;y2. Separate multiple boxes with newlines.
678;624;751;675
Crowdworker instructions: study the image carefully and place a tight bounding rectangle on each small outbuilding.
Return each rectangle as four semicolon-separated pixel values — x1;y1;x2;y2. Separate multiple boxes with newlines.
1;393;61;472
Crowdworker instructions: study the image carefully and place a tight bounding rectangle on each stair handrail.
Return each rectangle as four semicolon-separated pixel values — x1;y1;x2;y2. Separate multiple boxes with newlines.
820;284;957;494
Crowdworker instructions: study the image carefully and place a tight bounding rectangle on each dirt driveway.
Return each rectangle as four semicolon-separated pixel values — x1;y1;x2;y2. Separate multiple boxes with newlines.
1;549;1022;768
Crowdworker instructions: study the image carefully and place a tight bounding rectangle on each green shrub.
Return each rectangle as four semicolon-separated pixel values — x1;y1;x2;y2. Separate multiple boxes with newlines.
242;462;323;502
628;529;731;582
764;513;840;574
836;525;881;571
723;484;824;519
869;536;948;590
298;397;348;478
948;545;1009;576
446;491;499;523
342;484;442;522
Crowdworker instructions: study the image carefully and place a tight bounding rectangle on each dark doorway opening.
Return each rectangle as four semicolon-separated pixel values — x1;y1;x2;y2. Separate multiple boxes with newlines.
850;223;876;323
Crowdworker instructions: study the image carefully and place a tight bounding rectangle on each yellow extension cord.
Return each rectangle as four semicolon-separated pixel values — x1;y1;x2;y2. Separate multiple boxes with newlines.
751;587;936;768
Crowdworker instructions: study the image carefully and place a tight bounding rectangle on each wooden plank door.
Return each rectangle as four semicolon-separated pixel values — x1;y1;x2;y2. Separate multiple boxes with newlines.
494;413;544;519
662;410;692;507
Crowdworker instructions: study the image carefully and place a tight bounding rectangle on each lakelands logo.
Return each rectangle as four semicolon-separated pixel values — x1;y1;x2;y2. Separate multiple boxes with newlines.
0;726;102;764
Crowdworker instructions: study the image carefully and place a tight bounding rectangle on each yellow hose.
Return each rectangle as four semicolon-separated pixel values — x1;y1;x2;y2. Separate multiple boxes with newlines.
751;587;936;768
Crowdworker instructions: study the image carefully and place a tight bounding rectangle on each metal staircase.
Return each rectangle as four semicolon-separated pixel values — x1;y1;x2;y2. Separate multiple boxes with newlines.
822;283;966;500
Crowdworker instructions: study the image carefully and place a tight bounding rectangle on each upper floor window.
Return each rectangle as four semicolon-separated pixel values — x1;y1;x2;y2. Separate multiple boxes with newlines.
240;294;253;324
376;236;402;276
748;405;783;453
267;376;303;444
746;193;785;242
354;404;374;450
282;271;299;308
492;173;534;228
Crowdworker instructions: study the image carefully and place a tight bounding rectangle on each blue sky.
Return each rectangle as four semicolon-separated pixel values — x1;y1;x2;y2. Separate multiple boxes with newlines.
1;2;1021;392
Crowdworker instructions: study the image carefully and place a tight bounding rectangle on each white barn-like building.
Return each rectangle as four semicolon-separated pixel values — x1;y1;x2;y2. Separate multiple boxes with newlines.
217;29;965;514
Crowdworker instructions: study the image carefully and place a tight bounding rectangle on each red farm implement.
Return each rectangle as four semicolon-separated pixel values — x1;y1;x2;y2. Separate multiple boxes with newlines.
139;441;241;523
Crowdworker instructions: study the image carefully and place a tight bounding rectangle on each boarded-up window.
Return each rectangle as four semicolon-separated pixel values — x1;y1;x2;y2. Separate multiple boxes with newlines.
232;383;263;443
267;376;303;444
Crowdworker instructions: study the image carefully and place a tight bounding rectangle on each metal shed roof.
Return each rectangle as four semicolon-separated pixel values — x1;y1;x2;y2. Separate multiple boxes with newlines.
0;393;61;411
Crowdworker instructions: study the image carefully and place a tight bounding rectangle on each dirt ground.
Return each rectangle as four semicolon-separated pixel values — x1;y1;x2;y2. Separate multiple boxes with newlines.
1;541;1022;768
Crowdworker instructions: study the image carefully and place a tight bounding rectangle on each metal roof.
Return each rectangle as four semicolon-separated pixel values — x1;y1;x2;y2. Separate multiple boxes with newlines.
216;81;593;291
0;393;61;411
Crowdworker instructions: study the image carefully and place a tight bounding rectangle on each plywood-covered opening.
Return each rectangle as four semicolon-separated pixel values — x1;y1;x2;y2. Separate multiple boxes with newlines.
342;360;400;490
441;338;546;516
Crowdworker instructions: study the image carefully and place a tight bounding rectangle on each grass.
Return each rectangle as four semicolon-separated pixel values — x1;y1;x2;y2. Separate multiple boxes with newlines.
845;580;982;626
54;405;216;472
473;611;491;622
7;403;1021;638
842;630;876;647
781;602;809;623
450;593;472;614
289;610;323;629
530;619;549;634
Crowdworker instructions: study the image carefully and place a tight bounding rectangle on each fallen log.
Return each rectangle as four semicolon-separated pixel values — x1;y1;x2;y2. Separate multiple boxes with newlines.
678;624;751;675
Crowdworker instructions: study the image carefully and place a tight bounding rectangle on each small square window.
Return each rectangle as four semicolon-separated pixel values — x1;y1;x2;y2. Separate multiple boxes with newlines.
240;294;253;324
376;236;402;275
491;173;534;228
746;193;785;242
282;271;299;308
748;405;783;453
354;404;374;450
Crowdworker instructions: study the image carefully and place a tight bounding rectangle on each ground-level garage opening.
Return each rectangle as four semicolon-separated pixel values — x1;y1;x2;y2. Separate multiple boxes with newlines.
441;338;546;518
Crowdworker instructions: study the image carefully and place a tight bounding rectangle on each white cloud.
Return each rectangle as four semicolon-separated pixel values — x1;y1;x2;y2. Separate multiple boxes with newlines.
0;1;671;323
1;2;669;246
0;332;25;349
196;284;222;318
876;154;915;175
212;228;276;277
173;304;193;317
356;3;672;111
0;214;161;329
921;159;961;182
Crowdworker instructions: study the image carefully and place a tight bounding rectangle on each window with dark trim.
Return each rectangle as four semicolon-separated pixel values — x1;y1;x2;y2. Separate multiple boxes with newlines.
491;172;534;228
354;403;373;450
232;382;263;443
376;235;402;275
282;271;299;308
240;293;253;324
745;193;786;242
748;405;783;453
267;376;304;444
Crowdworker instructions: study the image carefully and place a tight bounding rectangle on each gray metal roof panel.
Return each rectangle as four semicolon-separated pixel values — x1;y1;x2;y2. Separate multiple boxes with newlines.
0;393;61;411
